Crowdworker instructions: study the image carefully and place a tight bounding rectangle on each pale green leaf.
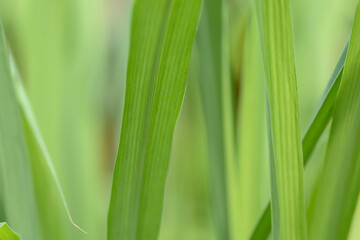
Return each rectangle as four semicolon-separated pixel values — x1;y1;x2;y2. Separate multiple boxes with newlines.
0;23;39;240
237;9;269;240
0;1;108;238
301;43;348;161
13;73;86;239
220;5;238;240
308;3;360;239
254;0;307;238
107;0;202;239
197;0;235;239
250;42;348;240
0;23;84;240
0;223;20;240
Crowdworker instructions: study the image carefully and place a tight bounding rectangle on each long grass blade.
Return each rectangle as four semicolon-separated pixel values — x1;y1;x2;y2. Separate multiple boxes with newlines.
253;0;307;238
107;0;202;239
301;42;348;161
197;0;237;239
13;73;87;238
0;223;20;240
250;42;348;240
221;5;238;240
0;23;39;240
0;1;108;238
308;3;360;239
0;23;84;239
237;10;269;240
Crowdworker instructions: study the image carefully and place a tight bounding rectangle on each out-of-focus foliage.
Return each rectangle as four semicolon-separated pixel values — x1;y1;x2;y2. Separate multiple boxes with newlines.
197;0;233;239
0;24;39;240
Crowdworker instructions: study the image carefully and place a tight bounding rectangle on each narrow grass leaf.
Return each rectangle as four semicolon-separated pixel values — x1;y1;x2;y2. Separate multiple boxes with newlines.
197;0;236;239
221;5;238;240
237;10;269;240
107;0;202;239
250;42;348;240
301;43;348;161
254;0;307;238
0;24;83;239
0;23;39;240
0;223;20;240
308;3;360;239
12;70;86;238
3;1;108;238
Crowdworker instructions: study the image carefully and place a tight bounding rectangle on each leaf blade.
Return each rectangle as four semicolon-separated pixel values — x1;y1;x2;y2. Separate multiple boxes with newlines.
107;0;202;239
250;42;348;240
254;0;307;238
0;23;83;240
0;23;39;240
237;10;269;240
308;3;360;239
14;75;86;239
197;0;235;239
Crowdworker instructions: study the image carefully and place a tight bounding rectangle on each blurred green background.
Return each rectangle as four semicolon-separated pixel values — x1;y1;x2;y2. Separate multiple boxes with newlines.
0;0;358;239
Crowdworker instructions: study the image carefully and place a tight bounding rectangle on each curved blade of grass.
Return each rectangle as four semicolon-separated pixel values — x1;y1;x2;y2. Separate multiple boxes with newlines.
301;42;348;161
308;3;360;239
107;0;202;239
12;71;87;238
0;23;39;240
254;0;307;238
0;223;20;240
3;1;108;239
0;24;84;239
250;42;348;240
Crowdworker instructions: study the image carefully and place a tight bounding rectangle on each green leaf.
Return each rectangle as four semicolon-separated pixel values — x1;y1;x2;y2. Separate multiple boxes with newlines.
237;9;269;240
107;0;202;239
0;1;108;239
0;223;20;240
220;6;238;240
12;71;86;239
250;42;348;240
0;23;84;240
308;3;360;239
197;0;236;239
301;43;348;162
254;0;307;238
0;23;39;240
